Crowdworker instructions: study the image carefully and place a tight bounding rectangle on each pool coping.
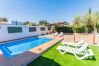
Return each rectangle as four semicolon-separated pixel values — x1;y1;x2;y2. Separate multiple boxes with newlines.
0;35;39;44
22;37;64;66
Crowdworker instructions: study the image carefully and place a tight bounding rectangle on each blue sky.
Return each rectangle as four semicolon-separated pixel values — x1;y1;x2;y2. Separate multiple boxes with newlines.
0;0;99;23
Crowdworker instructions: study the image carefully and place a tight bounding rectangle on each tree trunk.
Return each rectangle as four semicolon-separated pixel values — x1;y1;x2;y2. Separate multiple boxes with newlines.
93;27;97;44
73;33;76;42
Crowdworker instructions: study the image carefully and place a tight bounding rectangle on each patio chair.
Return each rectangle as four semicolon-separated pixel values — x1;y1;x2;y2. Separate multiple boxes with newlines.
61;39;84;48
57;32;64;37
57;42;88;55
53;32;58;36
74;49;94;60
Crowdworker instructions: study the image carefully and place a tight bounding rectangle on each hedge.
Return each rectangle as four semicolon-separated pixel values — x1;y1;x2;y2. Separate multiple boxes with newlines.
55;26;93;33
55;26;73;33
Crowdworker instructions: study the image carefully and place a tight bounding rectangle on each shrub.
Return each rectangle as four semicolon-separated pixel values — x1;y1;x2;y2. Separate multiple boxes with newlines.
55;26;93;33
55;26;73;33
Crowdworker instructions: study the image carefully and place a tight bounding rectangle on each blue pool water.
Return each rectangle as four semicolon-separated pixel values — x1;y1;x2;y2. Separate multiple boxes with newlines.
0;37;52;58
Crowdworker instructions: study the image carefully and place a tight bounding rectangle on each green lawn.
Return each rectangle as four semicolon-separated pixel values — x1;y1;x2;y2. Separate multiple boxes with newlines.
28;42;99;66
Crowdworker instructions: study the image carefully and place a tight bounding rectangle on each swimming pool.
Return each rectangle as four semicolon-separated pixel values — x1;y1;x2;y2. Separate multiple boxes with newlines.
0;37;52;58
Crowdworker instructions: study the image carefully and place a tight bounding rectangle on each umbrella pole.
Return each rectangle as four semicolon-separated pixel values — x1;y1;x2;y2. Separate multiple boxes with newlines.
93;34;95;44
74;33;76;42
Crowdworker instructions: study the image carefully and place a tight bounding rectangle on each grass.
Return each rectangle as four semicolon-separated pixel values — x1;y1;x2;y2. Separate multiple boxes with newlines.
28;42;99;66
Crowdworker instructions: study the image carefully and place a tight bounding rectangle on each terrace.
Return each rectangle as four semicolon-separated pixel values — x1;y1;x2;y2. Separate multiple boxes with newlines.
0;33;98;65
0;19;99;66
28;34;99;66
28;42;98;66
1;0;99;66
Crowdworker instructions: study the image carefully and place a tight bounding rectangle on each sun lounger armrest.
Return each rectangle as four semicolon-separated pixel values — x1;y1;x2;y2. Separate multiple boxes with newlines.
87;49;94;56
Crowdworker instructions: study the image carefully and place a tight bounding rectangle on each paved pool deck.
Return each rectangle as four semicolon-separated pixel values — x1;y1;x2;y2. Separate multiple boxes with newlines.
0;35;63;66
62;34;99;46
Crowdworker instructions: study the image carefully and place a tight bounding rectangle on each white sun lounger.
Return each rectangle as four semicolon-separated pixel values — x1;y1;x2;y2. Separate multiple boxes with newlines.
53;32;58;36
61;39;84;47
57;42;88;55
74;49;94;60
57;32;64;37
57;43;94;60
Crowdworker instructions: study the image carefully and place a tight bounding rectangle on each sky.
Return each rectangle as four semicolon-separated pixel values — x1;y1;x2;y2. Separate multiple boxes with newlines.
0;0;99;23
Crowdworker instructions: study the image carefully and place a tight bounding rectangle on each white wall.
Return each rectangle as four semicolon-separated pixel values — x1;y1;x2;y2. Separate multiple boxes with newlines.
0;25;49;42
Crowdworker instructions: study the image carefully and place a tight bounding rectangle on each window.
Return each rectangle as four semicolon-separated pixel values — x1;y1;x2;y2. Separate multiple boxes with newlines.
40;27;45;31
8;27;22;33
29;27;36;32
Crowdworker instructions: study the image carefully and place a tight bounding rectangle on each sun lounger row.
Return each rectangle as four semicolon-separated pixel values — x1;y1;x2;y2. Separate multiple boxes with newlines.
57;40;94;60
54;32;64;37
